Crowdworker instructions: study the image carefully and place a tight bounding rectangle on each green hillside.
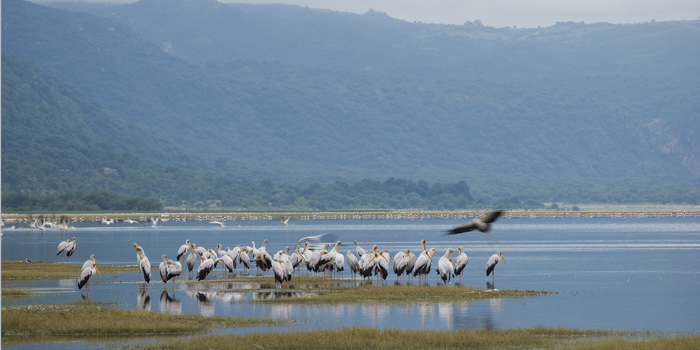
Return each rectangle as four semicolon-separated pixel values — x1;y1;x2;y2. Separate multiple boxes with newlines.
2;0;699;209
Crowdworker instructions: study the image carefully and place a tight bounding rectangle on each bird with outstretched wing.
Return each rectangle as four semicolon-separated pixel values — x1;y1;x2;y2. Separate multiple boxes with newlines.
448;210;504;234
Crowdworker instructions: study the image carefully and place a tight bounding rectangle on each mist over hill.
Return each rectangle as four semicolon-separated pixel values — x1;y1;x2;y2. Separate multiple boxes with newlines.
2;0;699;208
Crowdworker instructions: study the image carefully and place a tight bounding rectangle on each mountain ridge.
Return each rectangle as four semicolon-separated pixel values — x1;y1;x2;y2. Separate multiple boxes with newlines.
2;0;699;207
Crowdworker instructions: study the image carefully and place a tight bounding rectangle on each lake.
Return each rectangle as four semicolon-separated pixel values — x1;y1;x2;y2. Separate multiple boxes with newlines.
2;215;700;348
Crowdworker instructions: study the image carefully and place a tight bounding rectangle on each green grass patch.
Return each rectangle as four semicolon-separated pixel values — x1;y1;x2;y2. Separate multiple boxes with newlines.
140;327;700;350
260;284;547;304
1;302;288;345
189;276;550;304
1;287;34;299
1;260;145;281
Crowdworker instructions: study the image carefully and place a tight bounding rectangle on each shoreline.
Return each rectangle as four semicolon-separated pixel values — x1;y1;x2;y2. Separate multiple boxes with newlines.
3;206;700;223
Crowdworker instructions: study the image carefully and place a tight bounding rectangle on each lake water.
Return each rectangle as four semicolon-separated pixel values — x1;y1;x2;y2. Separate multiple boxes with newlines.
2;215;700;348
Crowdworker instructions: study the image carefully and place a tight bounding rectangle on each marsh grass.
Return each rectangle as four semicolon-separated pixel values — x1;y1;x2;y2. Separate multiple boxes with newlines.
264;283;547;304
1;287;34;299
196;276;548;304
1;302;287;345
141;327;700;350
1;260;146;281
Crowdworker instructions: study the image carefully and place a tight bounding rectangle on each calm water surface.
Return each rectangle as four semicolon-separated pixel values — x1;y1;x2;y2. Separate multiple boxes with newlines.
2;216;699;348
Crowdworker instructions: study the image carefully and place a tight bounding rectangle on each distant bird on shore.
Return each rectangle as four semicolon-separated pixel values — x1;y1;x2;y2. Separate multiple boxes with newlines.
448;210;505;234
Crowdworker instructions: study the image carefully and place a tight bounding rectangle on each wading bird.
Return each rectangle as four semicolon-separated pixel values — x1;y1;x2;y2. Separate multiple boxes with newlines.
165;257;182;284
134;243;151;287
177;240;190;261
77;261;100;299
65;237;77;261
486;251;507;288
346;250;360;279
393;249;412;282
81;254;97;272
159;254;170;283
448;210;504;234
453;247;469;283
413;248;436;283
56;239;71;259
437;248;455;285
187;242;198;273
354;240;367;257
197;254;216;281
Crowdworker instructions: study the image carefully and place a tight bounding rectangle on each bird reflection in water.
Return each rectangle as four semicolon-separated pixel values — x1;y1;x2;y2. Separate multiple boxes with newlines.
437;303;454;330
160;290;182;315
137;284;151;311
196;291;215;316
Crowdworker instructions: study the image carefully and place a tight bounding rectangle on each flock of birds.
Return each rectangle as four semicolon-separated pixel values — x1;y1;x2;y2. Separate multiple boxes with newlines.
64;210;508;297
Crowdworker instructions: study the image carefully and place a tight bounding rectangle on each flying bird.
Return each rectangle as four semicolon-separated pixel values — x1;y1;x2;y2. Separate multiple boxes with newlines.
210;220;225;227
448;210;504;234
298;233;337;245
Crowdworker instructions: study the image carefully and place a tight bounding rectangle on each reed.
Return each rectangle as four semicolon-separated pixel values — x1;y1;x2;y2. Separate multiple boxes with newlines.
141;327;700;350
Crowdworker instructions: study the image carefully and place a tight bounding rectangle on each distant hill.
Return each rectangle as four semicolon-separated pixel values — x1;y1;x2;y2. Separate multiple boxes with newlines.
2;0;699;206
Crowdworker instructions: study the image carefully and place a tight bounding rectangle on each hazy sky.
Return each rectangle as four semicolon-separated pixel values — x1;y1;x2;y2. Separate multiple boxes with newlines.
228;0;700;28
31;0;700;28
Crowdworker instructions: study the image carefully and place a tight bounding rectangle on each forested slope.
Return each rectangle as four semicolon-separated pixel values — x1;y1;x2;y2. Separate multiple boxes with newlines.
2;0;699;209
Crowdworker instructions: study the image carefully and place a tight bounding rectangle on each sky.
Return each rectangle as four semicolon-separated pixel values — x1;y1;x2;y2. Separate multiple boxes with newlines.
30;0;700;28
227;0;700;28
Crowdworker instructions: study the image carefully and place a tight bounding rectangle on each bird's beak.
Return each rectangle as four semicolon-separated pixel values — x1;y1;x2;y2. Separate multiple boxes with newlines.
499;252;507;264
95;265;101;275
